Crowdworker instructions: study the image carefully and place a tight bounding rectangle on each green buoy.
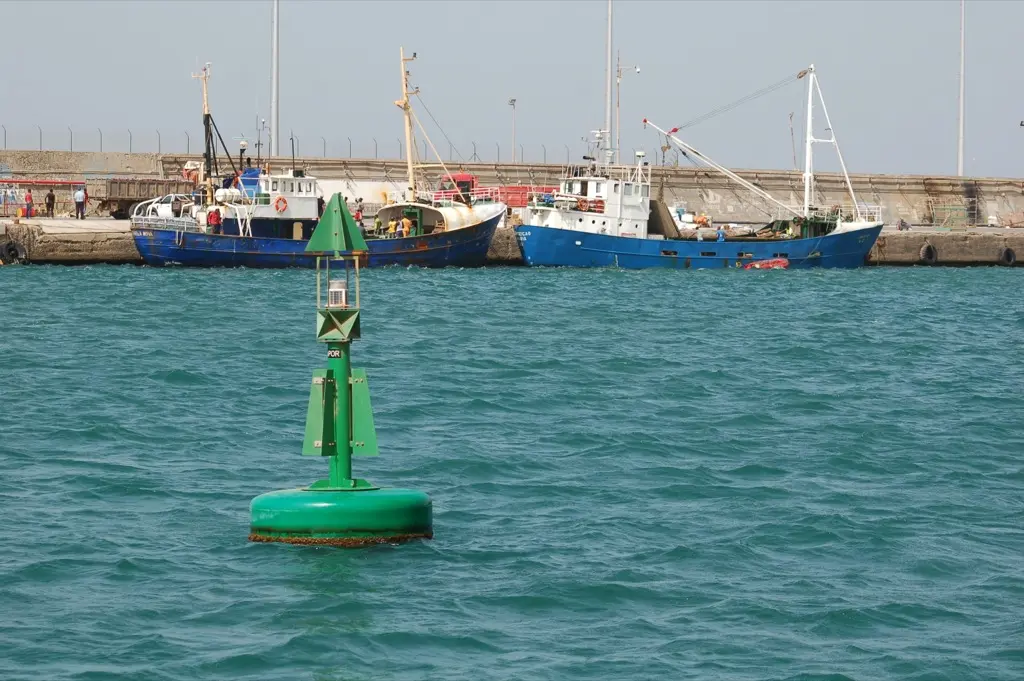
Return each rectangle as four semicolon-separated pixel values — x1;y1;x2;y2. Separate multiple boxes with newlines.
249;194;432;547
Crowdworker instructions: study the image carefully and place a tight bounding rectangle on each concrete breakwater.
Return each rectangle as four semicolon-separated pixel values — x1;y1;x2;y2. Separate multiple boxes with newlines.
2;150;1023;267
3;150;1024;229
3;219;1022;268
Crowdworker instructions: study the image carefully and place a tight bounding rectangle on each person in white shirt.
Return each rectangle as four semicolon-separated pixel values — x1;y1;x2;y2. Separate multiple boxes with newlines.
73;188;85;220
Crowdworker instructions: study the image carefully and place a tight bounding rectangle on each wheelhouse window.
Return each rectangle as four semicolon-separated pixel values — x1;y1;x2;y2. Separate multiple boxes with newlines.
272;181;278;191
641;185;650;197
624;184;633;196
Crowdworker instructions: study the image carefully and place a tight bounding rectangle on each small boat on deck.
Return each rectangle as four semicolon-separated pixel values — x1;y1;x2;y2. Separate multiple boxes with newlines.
131;58;504;269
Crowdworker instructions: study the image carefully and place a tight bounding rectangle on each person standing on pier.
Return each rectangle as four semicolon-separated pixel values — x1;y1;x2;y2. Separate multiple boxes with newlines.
24;189;33;218
45;189;55;218
73;187;86;220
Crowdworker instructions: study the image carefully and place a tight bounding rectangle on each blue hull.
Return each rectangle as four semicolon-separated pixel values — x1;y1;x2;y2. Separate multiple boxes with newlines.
132;213;501;269
513;224;883;269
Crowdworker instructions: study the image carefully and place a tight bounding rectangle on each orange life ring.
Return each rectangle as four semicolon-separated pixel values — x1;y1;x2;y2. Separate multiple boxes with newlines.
577;198;589;211
593;199;605;212
273;196;288;212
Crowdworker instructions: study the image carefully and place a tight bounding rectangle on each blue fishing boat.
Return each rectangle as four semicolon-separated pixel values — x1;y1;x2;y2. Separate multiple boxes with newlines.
130;203;503;269
514;65;883;270
131;58;505;269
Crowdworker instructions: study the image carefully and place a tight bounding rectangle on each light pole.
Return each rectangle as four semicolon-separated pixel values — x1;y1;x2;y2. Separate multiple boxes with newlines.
615;51;640;164
128;129;132;153
68;126;73;152
373;137;378;158
542;144;547;163
156;129;161;154
2;125;6;150
508;98;517;162
185;130;190;155
347;137;352;158
98;128;103;152
270;0;280;156
321;136;326;157
37;125;42;151
957;0;965;176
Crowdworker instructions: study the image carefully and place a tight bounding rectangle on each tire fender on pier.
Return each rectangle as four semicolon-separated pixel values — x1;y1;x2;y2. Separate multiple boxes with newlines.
998;247;1016;267
1;240;26;264
919;243;937;265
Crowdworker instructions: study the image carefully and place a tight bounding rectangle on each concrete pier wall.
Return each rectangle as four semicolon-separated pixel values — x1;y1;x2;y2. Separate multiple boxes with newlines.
3;220;138;264
2;151;1024;268
2;151;1024;228
0;151;163;181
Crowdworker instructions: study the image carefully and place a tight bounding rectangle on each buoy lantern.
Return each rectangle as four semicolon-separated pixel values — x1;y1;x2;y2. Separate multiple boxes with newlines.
249;194;432;546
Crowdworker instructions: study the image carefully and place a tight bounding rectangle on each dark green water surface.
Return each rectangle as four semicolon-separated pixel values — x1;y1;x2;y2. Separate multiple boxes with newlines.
2;265;1023;680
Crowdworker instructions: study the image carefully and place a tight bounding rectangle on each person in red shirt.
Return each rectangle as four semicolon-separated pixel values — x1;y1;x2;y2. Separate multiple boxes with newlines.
24;190;33;218
207;208;222;234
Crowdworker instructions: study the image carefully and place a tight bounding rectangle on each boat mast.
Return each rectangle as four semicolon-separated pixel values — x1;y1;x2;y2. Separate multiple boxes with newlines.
810;69;862;220
270;0;280;157
802;65;815;218
603;0;614;165
192;62;214;204
397;47;419;202
957;0;965;176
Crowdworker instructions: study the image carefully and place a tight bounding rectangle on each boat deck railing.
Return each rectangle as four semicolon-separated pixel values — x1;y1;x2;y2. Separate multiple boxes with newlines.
807;203;883;223
131;216;204;233
383;187;517;208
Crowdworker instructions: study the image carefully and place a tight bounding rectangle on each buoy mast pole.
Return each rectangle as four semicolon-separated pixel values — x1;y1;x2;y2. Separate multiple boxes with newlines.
397;47;419;202
326;338;353;487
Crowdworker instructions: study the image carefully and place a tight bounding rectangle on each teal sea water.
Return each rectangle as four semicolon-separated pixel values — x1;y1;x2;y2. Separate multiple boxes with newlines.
2;265;1023;681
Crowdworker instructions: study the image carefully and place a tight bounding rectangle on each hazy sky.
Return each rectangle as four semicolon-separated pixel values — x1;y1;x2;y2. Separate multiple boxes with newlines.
4;0;1023;177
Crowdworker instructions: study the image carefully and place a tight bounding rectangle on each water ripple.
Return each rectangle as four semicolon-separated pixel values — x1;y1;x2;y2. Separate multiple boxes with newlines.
1;265;1023;680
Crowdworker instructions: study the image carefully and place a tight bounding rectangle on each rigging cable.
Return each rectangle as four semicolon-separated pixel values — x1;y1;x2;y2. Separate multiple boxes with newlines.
675;70;806;132
414;93;465;163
